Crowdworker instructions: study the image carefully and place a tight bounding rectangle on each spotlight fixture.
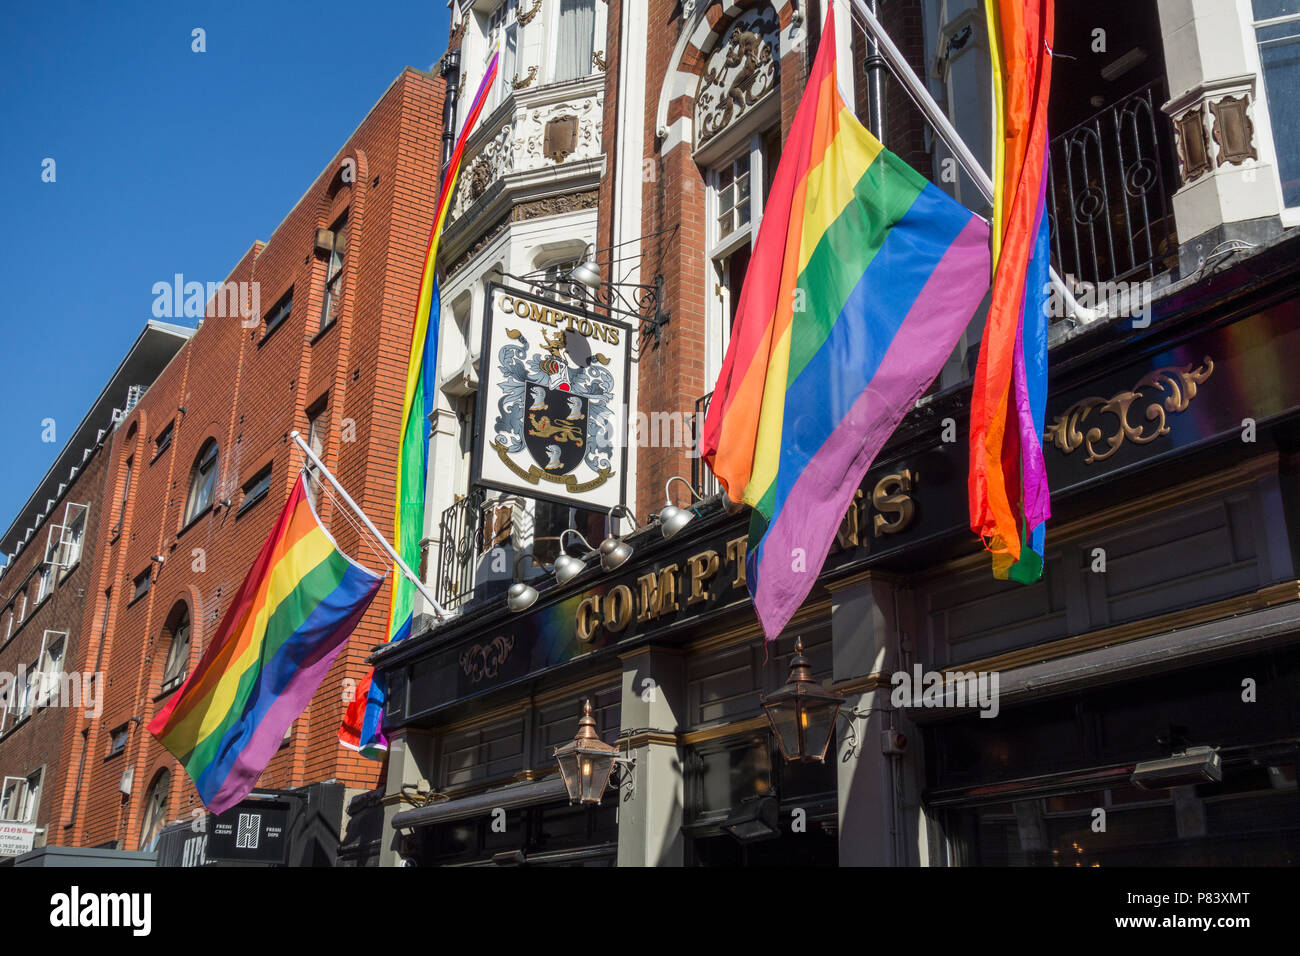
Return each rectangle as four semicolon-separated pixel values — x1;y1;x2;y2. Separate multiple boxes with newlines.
657;476;702;539
506;552;548;613
568;255;602;289
554;529;595;586
599;505;639;572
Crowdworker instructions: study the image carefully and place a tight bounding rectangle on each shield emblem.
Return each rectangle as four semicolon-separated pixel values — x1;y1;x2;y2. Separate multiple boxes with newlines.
524;386;588;475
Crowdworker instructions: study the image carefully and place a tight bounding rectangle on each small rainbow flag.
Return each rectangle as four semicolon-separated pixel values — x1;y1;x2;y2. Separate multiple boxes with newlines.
701;9;991;638
148;473;383;815
339;48;501;756
968;0;1054;583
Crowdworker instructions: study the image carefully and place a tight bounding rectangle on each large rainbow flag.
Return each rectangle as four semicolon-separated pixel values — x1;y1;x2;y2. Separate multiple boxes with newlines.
339;49;500;756
701;9;991;638
968;0;1053;583
148;473;383;815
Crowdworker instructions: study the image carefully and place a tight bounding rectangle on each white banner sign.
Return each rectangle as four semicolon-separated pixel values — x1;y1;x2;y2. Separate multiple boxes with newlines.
473;285;631;511
0;821;36;858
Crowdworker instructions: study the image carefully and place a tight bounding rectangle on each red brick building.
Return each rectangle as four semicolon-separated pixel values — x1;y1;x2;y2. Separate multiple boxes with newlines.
0;322;192;859
1;65;445;859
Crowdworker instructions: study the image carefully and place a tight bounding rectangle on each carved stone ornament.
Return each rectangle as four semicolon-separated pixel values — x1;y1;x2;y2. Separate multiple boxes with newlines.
593;50;606;72
517;0;542;25
695;5;781;146
543;114;580;162
1045;359;1215;464
1210;94;1258;167
513;65;539;90
459;635;515;683
1173;105;1211;184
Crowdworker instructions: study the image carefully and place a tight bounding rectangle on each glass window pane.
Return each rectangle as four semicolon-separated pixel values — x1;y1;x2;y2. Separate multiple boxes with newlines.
1257;20;1300;207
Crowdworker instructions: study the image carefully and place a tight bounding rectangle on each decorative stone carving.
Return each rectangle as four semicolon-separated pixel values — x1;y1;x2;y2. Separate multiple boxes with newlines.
517;0;542;25
450;123;518;221
594;50;606;72
1210;95;1258;167
1173;105;1211;184
544;115;579;162
522;96;602;166
513;66;538;90
695;5;781;146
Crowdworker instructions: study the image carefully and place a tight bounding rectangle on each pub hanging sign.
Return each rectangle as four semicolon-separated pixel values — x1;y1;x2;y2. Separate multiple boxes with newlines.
473;283;631;511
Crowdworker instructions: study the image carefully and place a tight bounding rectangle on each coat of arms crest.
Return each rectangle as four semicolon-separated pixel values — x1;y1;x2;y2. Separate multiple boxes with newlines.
489;325;617;493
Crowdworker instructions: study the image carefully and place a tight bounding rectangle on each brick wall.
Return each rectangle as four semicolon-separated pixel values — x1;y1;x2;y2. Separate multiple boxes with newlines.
60;67;446;852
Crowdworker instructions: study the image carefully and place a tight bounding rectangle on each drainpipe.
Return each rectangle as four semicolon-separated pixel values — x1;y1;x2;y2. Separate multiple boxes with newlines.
864;0;887;142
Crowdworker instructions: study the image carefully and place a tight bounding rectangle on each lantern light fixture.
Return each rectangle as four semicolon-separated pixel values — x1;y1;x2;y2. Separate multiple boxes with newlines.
760;637;845;763
554;699;631;805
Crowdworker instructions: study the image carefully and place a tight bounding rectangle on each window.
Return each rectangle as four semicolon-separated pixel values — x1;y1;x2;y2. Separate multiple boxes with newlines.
1252;0;1300;209
184;440;219;525
489;0;517;108
2;608;11;642
19;770;42;824
319;214;348;332
14;663;37;721
1;777;24;821
139;772;171;852
540;256;583;304
161;604;191;695
35;565;52;604
114;457;133;535
15;592;26;625
38;631;65;708
237;463;272;516
59;503;87;576
705;128;780;385
556;0;597;83
154;421;174;458
262;287;293;339
107;723;129;758
307;401;327;458
130;569;151;604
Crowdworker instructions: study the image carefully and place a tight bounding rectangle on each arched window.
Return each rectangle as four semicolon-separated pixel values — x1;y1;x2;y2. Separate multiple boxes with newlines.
184;440;219;524
160;603;191;694
139;771;171;853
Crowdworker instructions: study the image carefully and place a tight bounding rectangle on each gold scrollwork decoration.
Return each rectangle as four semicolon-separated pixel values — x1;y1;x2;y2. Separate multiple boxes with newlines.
491;440;613;492
513;66;538;90
1045;358;1215;464
593;50;606;72
518;0;543;25
460;635;515;683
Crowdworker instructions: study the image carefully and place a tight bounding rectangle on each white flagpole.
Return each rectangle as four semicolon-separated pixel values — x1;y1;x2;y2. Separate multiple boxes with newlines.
847;0;1098;323
290;430;448;620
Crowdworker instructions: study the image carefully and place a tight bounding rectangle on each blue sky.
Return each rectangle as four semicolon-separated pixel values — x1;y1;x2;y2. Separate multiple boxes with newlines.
0;0;449;527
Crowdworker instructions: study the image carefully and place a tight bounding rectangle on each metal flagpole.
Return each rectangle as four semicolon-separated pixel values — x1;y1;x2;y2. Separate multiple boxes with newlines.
846;0;1098;323
289;430;448;620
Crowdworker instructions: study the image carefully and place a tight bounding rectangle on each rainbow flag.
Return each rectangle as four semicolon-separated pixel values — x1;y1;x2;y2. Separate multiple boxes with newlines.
339;49;500;756
148;474;383;815
701;9;991;638
968;0;1053;583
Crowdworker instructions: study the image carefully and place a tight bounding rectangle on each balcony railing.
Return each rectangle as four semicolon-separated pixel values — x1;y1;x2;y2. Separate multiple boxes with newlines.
433;487;517;613
1048;79;1178;287
692;392;719;499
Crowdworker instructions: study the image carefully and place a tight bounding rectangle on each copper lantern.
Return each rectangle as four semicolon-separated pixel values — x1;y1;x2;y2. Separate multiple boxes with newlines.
761;638;843;763
554;699;620;805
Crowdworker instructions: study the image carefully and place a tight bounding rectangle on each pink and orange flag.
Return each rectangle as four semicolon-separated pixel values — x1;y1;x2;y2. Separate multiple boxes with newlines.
968;0;1054;583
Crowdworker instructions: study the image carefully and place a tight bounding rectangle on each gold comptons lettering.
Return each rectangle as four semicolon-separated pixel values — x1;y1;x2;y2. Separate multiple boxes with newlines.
725;535;748;589
686;550;719;605
603;584;634;632
496;291;620;341
576;594;601;643
872;468;915;536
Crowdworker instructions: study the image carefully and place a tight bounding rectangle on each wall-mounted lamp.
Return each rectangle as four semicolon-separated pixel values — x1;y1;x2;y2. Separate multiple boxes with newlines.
600;505;639;572
760;638;845;763
656;476;702;539
554;699;635;806
554;528;596;585
506;552;549;613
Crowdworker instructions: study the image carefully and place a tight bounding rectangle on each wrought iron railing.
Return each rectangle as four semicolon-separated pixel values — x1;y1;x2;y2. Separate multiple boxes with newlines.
1048;79;1178;288
691;391;719;499
432;486;507;613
